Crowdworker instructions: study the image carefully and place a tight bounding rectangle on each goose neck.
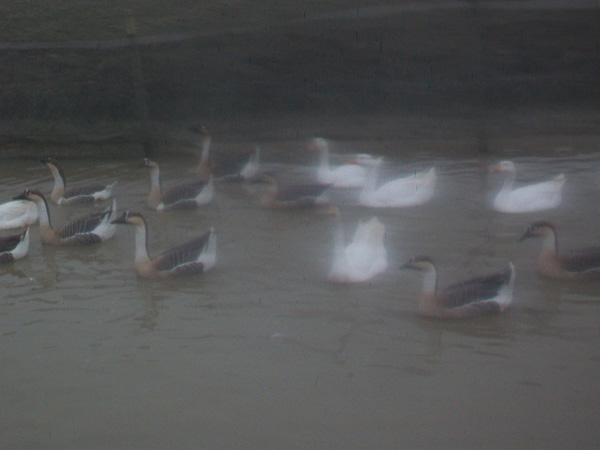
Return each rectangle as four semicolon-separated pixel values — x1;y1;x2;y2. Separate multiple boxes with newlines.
48;164;66;201
133;221;151;264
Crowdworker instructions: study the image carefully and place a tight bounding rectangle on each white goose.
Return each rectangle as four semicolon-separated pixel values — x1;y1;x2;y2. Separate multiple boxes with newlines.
14;189;116;245
353;155;436;208
401;256;515;319
328;210;388;283
0;227;30;263
41;156;116;205
142;159;214;211
111;211;216;279
489;160;565;213
0;200;38;230
310;138;367;188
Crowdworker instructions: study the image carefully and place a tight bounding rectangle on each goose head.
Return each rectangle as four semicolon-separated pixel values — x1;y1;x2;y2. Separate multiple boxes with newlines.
400;255;435;272
308;137;329;152
139;158;159;170
13;189;44;203
518;220;556;242
489;160;516;174
111;211;145;226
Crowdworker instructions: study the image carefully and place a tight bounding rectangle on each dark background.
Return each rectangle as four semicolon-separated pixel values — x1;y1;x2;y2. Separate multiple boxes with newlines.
0;1;598;155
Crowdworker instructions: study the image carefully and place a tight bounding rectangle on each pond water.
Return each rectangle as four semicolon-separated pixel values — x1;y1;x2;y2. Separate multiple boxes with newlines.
1;131;599;448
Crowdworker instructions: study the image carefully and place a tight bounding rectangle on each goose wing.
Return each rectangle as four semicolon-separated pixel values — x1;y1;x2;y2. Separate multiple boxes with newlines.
58;208;111;239
162;180;207;205
441;268;512;308
0;232;23;253
64;183;108;199
155;230;212;272
561;247;600;273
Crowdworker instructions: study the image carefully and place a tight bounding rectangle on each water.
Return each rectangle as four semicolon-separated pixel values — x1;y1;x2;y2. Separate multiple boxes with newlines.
1;136;599;448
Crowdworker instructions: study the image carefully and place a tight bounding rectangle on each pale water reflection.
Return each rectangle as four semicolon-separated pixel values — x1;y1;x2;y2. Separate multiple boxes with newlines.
1;136;599;448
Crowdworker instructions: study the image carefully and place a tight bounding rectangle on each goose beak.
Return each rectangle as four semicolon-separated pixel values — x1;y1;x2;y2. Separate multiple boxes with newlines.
488;163;501;173
399;260;416;270
517;227;533;243
13;190;28;201
111;212;129;224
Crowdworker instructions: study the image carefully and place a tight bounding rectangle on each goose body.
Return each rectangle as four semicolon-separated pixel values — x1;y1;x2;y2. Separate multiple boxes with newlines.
401;256;515;319
0;227;29;263
490;161;565;213
112;211;216;279
14;190;117;245
142;159;214;211
260;175;331;210
0;200;38;230
311;138;367;188
328;212;388;283
355;156;436;208
519;221;600;280
41;156;116;205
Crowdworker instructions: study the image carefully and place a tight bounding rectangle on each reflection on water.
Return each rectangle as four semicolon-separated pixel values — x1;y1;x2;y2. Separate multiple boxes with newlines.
1;135;599;448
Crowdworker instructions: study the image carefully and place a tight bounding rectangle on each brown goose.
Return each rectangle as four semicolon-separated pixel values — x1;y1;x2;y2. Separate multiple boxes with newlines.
13;190;117;245
401;256;515;319
141;159;214;211
0;227;29;263
111;211;216;279
259;174;331;210
41;156;116;205
518;221;600;280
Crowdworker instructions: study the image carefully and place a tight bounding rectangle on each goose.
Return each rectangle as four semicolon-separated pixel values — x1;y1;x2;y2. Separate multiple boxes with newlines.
401;256;515;319
0;200;38;230
310;138;367;188
219;147;268;183
40;156;116;205
259;174;331;210
353;155;436;208
328;210;388;283
518;221;600;280
141;158;214;211
111;211;216;279
489;160;565;213
192;125;213;181
0;227;29;263
13;189;117;245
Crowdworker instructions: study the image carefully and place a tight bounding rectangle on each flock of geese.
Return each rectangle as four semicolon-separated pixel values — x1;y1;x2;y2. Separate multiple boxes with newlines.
0;134;598;320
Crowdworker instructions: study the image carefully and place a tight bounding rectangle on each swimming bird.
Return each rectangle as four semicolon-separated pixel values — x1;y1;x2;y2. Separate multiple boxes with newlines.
518;221;600;280
40;156;116;205
111;211;216;279
353;155;436;208
489;160;565;213
219;147;269;183
0;200;38;230
401;256;515;319
141;158;214;211
13;189;117;245
310;137;367;188
259;174;331;209
328;210;388;283
0;227;29;263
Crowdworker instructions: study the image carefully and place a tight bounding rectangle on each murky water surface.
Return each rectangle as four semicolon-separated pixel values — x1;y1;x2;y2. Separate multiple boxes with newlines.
1;133;599;448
